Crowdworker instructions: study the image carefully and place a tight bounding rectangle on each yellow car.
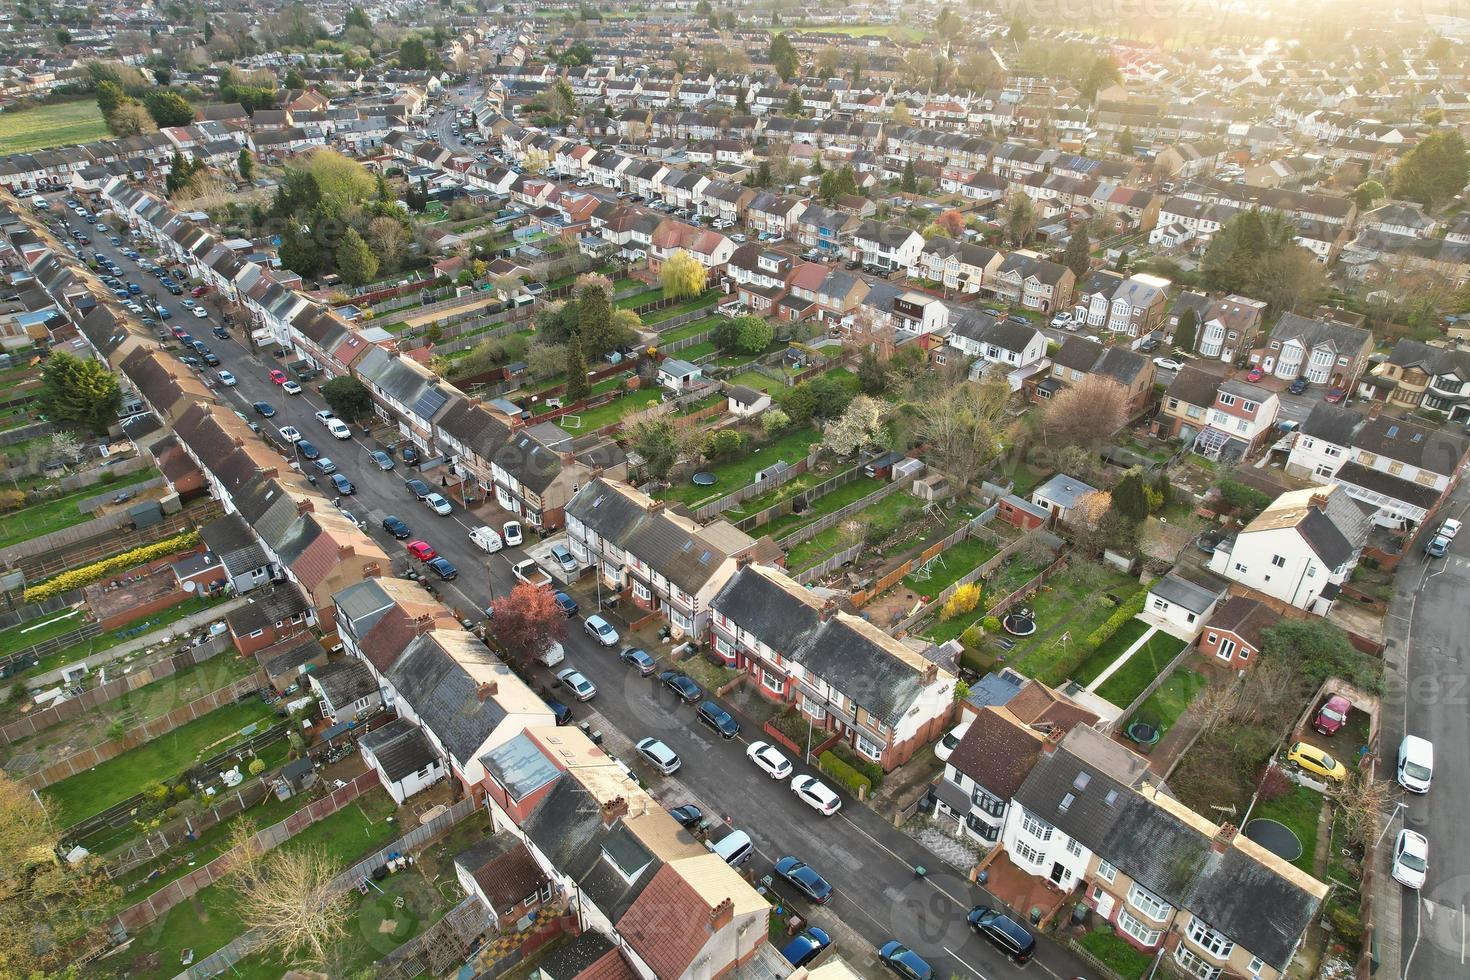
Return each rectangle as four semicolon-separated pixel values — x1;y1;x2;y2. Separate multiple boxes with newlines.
1287;742;1347;783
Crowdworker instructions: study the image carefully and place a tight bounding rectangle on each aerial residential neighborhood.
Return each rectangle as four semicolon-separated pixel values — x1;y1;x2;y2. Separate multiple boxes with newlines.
0;2;1464;979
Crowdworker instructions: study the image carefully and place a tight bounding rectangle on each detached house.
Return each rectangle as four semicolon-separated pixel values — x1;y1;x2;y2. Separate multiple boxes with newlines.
1155;363;1224;443
710;563;957;770
1364;340;1470;420
1207;484;1371;615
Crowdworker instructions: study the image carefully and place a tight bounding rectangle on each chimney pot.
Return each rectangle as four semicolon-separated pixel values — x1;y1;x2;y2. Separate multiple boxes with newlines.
337;543;354;559
648;499;665;515
818;599;837;622
600;795;629;826
1212;822;1237;853
709;896;735;932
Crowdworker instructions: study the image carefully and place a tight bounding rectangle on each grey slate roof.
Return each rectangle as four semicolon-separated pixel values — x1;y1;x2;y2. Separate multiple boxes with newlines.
480;731;562;802
1150;570;1226;615
385;633;508;767
199;513;269;576
226;583;311;635
311;659;380;708
359;717;440;782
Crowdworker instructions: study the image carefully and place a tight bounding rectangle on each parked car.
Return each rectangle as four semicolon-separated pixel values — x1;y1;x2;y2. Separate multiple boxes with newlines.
424;492;453;516
400;444;421;466
1424;534;1451;558
278;425;301;443
790;775;842;816
326;418;351;439
658;670;703;704
313;457;338;476
1049;312;1073;327
382;516;412;539
556;667;597;702
269;369;287;384
582;614;618;647
620;647;657;675
469;526;503;552
1440;518;1462;540
314;410;336;425
697;701;740;739
773;857;833;905
329;473;355;495
967;906;1035;963
253;401;276;418
405;478;431;499
1289;377;1309;395
281;380;303;396
934;722;970;763
502;520;524;546
1325;386;1347;403
780;928;831;968
1153;356;1184;372
549;543;578;575
406;540;437;561
746;741;792;779
370;450;395;470
668;803;703;829
1392;829;1429;889
878;942;933;980
295;439;320;460
1286;741;1347;783
636;737;681;774
425;556;458;580
553;591;579;617
1246;367;1264;382
1313;695;1352;736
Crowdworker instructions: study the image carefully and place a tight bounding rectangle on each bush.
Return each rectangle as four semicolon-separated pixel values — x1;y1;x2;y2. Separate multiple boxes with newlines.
247;758;266;776
760;408;790;435
960;624;985;648
828;740;883;789
23;530;201;601
1330;906;1364;942
1082;589;1148;651
941;583;981;621
1217;478;1270;516
980;615;1002;632
818;749;871;798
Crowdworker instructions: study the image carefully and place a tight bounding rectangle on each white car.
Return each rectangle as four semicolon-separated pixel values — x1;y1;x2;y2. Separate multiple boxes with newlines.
746;741;793;779
191;307;208;319
425;492;453;516
325;418;351;440
556;667;598;702
934;721;970;763
502;520;523;547
1153;356;1184;372
1440;518;1461;541
469;525;503;552
314;410;336;425
1049;312;1073;327
790;775;842;816
281;380;303;396
216;369;237;387
181;298;196;308
636;737;681;775
1392;829;1428;889
278;425;302;443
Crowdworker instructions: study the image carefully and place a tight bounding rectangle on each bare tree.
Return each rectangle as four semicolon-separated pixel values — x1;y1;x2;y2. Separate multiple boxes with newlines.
224;833;351;969
915;369;1011;488
1044;376;1128;449
1336;770;1393;850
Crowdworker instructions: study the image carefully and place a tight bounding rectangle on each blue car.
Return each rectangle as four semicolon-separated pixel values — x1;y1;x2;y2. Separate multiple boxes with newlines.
780;928;831;968
553;591;579;617
878;942;933;980
295;439;320;460
329;472;355;495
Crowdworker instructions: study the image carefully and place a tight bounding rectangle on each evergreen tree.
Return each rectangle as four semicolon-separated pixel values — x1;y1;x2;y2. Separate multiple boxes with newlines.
565;336;591;402
901;159;917;192
1173;307;1198;353
1062;228;1091;280
335;227;379;285
575;282;615;360
237;148;255;182
95;80;124;118
1110;471;1150;523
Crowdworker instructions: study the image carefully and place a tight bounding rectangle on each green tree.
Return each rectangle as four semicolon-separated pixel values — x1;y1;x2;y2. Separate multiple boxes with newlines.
1110;470;1150;523
784;88;803;116
238;147;256;182
564;336;591;402
660;249;706;301
901;158;917;193
39;352;121;433
575;281;615;360
334;227;379;285
1174;307;1198;353
1062;228;1091;280
283;67;306;91
398;36;429;69
95;79;124;118
732;315;773;354
769;33;798;82
144;90;194;128
320;377;373;422
628;418;682;480
1117;128;1135;156
344;5;371;30
704;429;743;459
1391;131;1470;209
1081;55;1121;103
278;225;320;278
1350;179;1385;211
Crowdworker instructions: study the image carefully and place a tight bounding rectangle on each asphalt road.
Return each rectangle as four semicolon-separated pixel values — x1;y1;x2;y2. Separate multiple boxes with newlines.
77;192;1092;978
1393;485;1470;979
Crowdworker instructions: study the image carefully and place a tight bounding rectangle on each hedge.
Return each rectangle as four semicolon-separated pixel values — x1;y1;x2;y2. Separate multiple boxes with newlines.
828;740;884;790
1082;587;1150;652
818;750;871;799
23;530;201;601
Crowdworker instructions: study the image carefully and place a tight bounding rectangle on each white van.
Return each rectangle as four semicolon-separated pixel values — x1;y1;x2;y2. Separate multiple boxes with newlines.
1397;735;1433;793
537;641;565;668
469;525;503;553
30;196;48;210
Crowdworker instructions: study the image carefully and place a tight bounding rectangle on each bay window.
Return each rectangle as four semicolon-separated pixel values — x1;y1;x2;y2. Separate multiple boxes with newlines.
1174;945;1224;980
1126;882;1171;923
1186;919;1235;959
1117;910;1163;947
1020;810;1054;842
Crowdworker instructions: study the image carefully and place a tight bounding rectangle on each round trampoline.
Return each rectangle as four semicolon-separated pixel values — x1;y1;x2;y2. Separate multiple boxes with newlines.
691;472;717;487
1243;818;1303;863
1002;610;1037;636
1126;721;1160;746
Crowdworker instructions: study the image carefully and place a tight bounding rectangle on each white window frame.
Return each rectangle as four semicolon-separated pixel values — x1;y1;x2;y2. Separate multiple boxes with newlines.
1174;945;1225;980
632;580;652;602
1186;918;1236;959
760;668;784;693
1117;909;1163;946
855;734;883;762
1096;859;1117;883
1127;882;1171;922
1021;810;1054;842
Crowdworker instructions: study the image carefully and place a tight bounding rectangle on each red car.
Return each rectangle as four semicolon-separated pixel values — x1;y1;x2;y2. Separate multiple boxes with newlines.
1325;387;1346;403
269;369;287;384
1246;367;1264;382
190;285;210;298
406;540;437;561
1314;695;1351;736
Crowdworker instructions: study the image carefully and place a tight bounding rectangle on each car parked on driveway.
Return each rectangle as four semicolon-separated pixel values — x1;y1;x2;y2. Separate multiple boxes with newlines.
583;614;619;647
658;670;702;704
780;928;831;968
697;701;740;739
1286;741;1347;783
549;543;578;574
668;803;703;828
1153;356;1184;372
1314;695;1352;736
502;520;523;546
1289;377;1308;395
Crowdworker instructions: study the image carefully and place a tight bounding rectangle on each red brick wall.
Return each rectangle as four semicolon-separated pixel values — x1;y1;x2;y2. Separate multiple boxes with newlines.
998;498;1046;530
1197;628;1256;668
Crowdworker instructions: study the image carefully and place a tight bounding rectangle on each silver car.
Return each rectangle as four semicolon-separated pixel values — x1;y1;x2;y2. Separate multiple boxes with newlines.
636;737;681;775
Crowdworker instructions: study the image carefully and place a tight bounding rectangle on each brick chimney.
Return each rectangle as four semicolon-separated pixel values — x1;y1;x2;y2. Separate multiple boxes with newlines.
412;612;434;634
922;661;938;684
561;451;574;465
1308;491;1330;511
1041;726;1065;756
337;543;355;560
1212;822;1237;854
601;795;628;827
477;680;498;701
648;499;665;515
296;498;314;515
709;896;734;932
818;598;837;622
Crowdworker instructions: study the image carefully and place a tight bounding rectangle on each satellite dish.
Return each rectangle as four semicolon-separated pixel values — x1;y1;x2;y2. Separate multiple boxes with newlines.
182;580;197;592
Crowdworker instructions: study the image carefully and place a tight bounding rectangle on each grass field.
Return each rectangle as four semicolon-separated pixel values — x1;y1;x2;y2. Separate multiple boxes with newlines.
0;604;88;656
1249;784;1323;875
10;593;226;684
1071;618;1151;688
657;427;823;507
43;696;277;827
0;100;110;154
0;467;160;549
1128;667;1208;734
784;491;916;571
1094;631;1187;708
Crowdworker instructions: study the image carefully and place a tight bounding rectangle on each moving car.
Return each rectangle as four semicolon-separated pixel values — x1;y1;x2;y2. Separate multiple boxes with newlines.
791;775;842;816
502;520;523;546
1392;829;1429;889
1313;695;1352;736
583;614;619;647
406;540;437;561
556;667;597;702
424;492;453;516
425;556;458;580
934;722;970;763
658;670;703;704
1397;735;1434;793
382;516;412;539
329;473;355;495
697;701;740;739
773;857;833;905
1286;741;1347;783
966;905;1035;963
780;928;831;969
620;647;657;675
370;450;395;470
1153;356;1184;372
635;737;681;774
746;741;792;779
878;942;933;980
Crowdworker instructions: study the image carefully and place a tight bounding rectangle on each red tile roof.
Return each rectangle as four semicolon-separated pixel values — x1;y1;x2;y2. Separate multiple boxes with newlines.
617;865;712;979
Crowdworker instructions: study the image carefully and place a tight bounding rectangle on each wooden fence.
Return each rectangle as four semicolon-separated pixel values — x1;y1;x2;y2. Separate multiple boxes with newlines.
691;450;823;523
891;525;1041;636
104;775;275;879
792;543;864;586
781;473;919;548
172;793;480;980
0;637;235;746
1106;633;1197;734
848;511;999;608
982;552;1072;620
21;668;268;789
729;464;865;536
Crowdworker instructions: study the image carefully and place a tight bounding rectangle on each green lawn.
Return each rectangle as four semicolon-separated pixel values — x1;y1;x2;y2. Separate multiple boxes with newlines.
784;492;915;571
1071;618;1151;688
1077;930;1155;980
1249;784;1323;875
0;604;87;656
658;314;722;344
644;292;720;324
0;100;110;154
43;697;278;827
0;467;160;549
1128;667;1208;733
562;387;664;431
903;535;1001;595
1008;574;1145;685
616;286;667;309
1094;631;1187;708
657;427;824;507
9;593;227;683
727;370;784;395
678;340;717;360
730;471;880;536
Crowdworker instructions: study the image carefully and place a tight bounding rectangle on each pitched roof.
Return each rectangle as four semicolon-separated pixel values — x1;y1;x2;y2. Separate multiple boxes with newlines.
616;864;714;979
1207;595;1275;649
949;707;1046;799
453;835;548;915
359;716;440;782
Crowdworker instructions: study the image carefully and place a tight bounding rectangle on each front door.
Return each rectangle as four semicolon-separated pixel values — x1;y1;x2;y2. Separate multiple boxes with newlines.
1049;862;1068;886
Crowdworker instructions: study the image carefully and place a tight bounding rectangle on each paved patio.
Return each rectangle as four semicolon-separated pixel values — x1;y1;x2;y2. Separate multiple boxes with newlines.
977;849;1074;925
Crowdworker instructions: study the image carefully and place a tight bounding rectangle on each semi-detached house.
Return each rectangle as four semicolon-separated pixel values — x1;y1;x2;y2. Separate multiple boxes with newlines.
709;563;956;770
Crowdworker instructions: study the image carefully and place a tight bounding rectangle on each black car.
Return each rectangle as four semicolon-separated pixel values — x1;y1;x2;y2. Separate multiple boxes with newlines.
1006;314;1029;326
201;351;220;366
405;478;431;499
400;444;421;466
697;700;740;739
295;439;320;460
553;591;579;617
966;906;1035;963
382;515;412;539
253;401;276;417
658;670;703;704
165;284;183;295
668;804;704;829
774;856;833;905
212;326;229;340
425;556;458;580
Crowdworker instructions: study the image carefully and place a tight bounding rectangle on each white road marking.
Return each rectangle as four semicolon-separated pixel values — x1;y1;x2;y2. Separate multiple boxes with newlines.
945;948;987;980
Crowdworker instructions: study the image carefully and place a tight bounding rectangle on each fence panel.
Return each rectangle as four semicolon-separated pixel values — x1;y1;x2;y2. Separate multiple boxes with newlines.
779;473;918;548
792;543;863;585
892;525;1039;635
692;450;822;523
730;465;863;535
